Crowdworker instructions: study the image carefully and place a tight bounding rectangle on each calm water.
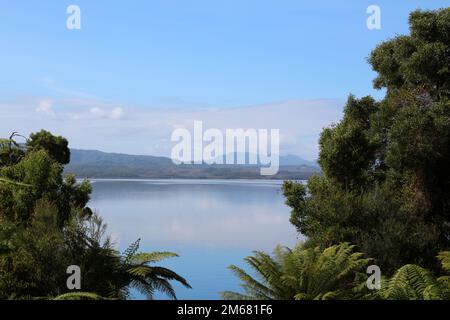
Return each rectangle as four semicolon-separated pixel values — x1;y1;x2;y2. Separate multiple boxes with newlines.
89;179;301;299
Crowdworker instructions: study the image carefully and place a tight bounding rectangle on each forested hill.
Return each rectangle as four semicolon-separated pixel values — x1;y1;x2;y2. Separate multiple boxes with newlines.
64;149;320;180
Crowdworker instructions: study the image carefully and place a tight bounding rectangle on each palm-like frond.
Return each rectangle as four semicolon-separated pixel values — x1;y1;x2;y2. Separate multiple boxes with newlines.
53;292;108;300
122;238;141;265
222;243;370;300
131;252;179;264
437;251;450;272
381;264;446;300
226;264;274;300
119;239;191;300
365;251;450;300
128;265;190;287
221;291;253;300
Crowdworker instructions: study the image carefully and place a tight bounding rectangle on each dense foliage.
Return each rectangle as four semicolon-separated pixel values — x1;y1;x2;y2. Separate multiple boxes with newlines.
283;8;450;273
224;243;450;300
0;131;190;299
225;7;450;300
222;243;371;300
2;7;450;302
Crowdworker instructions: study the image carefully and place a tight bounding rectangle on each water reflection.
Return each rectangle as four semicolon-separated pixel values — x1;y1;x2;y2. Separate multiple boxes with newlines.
90;179;299;250
89;179;302;299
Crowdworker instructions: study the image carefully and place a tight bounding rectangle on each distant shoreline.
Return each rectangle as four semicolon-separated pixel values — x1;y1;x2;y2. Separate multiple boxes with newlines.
85;178;288;183
66;148;320;181
74;176;311;182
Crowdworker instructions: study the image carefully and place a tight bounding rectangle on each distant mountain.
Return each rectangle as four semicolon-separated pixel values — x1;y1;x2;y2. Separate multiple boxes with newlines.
70;149;173;167
213;153;319;168
65;149;321;180
280;154;318;167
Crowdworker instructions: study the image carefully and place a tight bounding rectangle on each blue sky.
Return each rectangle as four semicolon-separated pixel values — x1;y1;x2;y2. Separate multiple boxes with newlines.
0;1;448;159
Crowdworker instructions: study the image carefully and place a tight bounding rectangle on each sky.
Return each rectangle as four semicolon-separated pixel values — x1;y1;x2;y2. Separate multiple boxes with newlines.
0;0;448;160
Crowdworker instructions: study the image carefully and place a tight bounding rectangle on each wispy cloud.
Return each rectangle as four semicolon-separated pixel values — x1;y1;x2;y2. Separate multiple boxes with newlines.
89;106;124;120
39;77;97;100
0;97;344;160
35;99;55;116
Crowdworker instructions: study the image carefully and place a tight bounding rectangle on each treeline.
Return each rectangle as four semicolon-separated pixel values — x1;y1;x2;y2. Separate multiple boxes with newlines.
65;149;319;180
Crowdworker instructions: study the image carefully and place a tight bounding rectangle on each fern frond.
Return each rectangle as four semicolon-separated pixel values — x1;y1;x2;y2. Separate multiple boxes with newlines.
383;264;438;300
131;252;178;265
227;265;274;299
221;291;253;300
53;292;107;300
225;242;371;300
437;251;450;272
122;238;141;265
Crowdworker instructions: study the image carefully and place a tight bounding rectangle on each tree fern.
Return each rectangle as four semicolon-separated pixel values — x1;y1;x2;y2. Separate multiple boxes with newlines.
379;264;450;300
382;264;435;299
118;239;191;300
222;243;371;300
122;238;141;265
437;251;450;272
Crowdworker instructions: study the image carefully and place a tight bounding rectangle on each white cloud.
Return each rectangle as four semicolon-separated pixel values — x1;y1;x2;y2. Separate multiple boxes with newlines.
0;97;344;160
90;106;124;119
35;99;55;116
110;107;124;120
90;107;104;117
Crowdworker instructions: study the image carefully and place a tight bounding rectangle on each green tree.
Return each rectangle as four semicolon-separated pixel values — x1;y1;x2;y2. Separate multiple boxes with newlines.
0;149;91;225
369;9;450;99
283;8;450;273
0;200;70;298
0;133;26;167
0;131;190;299
318;95;378;189
27;130;70;165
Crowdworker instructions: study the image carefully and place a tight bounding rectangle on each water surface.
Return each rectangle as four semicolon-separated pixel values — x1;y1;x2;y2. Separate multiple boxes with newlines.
89;179;301;299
